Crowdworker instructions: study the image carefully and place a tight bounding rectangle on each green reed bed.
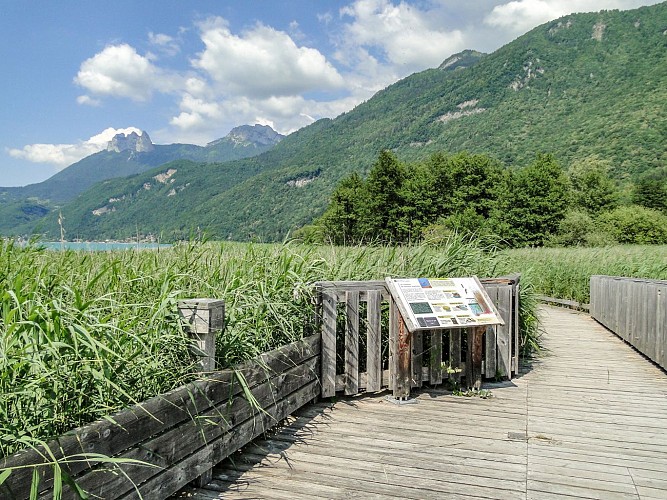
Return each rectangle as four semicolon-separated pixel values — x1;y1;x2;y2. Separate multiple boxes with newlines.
499;245;667;304
1;236;535;460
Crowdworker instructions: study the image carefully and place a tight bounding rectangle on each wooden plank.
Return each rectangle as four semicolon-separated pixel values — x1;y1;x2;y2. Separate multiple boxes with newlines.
645;283;658;363
429;329;443;386
465;326;484;390
657;285;666;370
345;291;360;395
485;286;499;378
320;291;337;398
496;285;512;379
366;290;382;392
394;313;411;398
334;369;391;392
513;280;520;373
411;331;423;388
389;298;399;394
449;328;462;386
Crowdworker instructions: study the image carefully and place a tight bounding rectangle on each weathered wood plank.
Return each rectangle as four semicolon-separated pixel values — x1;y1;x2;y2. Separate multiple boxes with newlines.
388;298;399;394
366;290;382;392
394;313;411;398
320;292;337;398
448;328;462;385
513;279;520;373
344;291;360;395
465;326;484;389
429;329;443;386
485;286;499;378
657;285;666;368
496;285;512;379
411;331;423;388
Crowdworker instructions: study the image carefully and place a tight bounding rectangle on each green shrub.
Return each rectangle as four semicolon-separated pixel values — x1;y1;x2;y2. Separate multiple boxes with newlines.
550;209;617;247
597;205;667;244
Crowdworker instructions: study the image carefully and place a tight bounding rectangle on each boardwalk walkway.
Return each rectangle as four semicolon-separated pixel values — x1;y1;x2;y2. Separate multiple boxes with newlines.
177;306;667;499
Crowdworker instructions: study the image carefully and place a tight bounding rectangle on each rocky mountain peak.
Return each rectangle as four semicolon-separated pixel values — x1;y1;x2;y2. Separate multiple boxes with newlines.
207;124;285;148
438;49;486;72
107;130;154;153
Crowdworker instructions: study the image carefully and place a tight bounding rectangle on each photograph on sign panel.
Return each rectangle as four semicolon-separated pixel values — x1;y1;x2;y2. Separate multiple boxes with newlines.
410;302;434;315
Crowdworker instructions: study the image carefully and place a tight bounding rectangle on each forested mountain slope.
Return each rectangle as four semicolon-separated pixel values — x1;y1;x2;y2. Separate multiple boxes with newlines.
9;2;667;241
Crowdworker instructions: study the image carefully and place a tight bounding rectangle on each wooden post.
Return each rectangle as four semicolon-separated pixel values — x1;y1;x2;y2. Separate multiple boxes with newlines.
465;326;485;390
345;291;360;395
321;292;337;398
177;298;224;487
394;313;412;399
178;299;224;373
448;328;462;387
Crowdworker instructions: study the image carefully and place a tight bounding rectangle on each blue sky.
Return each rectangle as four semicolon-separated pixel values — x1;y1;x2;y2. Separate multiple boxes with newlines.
1;0;660;186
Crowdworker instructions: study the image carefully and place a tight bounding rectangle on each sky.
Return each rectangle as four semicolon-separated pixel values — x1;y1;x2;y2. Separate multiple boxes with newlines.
1;0;661;187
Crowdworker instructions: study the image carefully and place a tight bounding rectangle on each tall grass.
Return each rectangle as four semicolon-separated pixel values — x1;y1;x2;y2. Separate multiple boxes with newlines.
499;245;667;303
1;235;533;460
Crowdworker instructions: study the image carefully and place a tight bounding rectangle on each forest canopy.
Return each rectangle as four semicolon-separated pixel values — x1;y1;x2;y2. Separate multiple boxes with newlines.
307;151;667;247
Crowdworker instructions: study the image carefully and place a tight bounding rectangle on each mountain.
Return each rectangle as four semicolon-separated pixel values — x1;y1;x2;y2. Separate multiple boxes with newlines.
5;2;667;241
0;125;284;204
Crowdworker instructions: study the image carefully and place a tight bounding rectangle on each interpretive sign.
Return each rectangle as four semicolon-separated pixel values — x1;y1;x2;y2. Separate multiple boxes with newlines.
385;276;504;333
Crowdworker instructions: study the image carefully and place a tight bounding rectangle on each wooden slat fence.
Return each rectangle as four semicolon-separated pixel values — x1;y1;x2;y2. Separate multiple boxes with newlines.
0;335;320;500
590;275;667;370
316;275;520;398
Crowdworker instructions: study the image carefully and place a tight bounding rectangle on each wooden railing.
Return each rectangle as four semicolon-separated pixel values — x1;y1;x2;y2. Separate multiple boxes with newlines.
315;276;521;398
0;300;320;500
590;275;667;370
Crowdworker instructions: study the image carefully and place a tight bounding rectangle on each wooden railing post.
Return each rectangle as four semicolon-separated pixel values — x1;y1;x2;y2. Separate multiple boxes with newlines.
177;298;224;487
178;299;224;373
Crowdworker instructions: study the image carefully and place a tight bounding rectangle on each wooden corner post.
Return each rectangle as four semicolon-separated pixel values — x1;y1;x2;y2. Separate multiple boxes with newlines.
177;298;224;487
178;298;224;373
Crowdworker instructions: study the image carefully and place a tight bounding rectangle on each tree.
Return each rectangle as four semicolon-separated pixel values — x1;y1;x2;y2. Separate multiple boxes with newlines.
317;172;365;244
632;175;667;213
358;151;408;242
492;154;571;246
568;157;618;214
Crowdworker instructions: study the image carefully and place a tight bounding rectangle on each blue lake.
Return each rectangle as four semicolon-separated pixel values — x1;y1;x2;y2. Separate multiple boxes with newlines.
39;241;170;251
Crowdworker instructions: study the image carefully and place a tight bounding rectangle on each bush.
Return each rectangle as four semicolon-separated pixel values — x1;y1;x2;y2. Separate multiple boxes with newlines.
597;205;667;244
550;210;617;247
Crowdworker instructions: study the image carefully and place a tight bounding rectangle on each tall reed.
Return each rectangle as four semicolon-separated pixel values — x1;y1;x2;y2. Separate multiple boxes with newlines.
499;245;667;303
1;235;535;460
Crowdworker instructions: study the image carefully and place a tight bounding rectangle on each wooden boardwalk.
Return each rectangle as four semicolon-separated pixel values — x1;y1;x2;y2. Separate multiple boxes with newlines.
176;306;667;499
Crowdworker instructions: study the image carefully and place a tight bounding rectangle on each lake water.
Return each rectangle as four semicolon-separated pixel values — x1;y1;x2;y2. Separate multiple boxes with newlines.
39;241;170;251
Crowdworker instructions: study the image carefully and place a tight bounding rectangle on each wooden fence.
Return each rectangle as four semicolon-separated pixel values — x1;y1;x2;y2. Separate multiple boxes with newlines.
590;275;667;370
316;275;521;398
0;300;320;500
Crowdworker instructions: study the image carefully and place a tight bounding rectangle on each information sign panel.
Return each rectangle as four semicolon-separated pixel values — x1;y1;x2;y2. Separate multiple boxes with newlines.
385;276;504;333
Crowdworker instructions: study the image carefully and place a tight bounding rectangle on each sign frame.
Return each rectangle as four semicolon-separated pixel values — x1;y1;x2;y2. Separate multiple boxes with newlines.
385;275;504;333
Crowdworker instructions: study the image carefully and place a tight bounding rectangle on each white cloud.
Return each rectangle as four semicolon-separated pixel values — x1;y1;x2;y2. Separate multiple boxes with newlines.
74;44;179;101
76;95;101;107
193;17;345;99
339;0;465;71
8;127;142;167
148;32;180;56
484;0;663;37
